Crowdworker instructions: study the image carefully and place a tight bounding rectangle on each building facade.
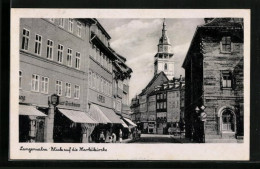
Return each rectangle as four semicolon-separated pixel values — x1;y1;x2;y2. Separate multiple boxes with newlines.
19;18;134;143
182;18;244;143
19;18;94;143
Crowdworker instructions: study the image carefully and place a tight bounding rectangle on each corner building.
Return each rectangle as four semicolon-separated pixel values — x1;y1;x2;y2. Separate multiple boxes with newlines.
182;18;244;143
19;18;95;143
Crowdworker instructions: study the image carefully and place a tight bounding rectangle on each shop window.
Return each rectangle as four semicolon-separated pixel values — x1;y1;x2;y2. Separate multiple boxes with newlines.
41;76;49;94
22;28;30;50
67;48;72;67
75;52;80;69
65;82;71;98
55;80;62;96
57;44;63;63
31;74;40;92
74;85;80;99
34;34;42;55
46;39;53;60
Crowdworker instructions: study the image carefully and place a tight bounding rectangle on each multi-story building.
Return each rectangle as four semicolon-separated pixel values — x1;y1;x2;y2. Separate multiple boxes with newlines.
182;18;244;143
148;77;185;134
19;18;96;143
147;95;156;133
19;18;133;143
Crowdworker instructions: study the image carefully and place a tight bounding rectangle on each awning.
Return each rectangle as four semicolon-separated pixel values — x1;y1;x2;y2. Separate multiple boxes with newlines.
88;104;111;124
121;119;128;128
58;108;97;124
19;104;47;117
98;106;122;124
123;118;137;127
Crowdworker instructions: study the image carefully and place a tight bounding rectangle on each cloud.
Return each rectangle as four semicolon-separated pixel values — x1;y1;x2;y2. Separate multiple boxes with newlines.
98;18;204;99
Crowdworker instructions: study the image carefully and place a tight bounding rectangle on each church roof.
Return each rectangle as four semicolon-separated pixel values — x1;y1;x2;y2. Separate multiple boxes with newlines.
139;71;168;96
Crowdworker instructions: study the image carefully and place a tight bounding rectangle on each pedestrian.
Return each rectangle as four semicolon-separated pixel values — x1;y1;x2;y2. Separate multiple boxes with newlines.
119;129;122;143
99;131;105;143
112;133;117;143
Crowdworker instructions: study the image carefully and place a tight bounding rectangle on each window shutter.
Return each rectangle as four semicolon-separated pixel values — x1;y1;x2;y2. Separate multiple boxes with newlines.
220;71;223;89
232;71;236;90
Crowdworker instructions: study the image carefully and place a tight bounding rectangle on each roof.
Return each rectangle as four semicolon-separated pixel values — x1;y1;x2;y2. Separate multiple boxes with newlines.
149;77;185;95
139;71;168;96
182;18;243;68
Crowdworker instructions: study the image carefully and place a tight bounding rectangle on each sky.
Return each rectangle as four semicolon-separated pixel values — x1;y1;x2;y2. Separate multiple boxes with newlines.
98;18;205;100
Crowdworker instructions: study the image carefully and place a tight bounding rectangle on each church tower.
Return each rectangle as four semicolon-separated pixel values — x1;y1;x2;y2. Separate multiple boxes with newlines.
154;19;174;79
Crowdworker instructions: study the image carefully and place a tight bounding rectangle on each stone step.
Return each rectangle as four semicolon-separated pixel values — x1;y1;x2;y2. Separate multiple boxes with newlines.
205;134;221;139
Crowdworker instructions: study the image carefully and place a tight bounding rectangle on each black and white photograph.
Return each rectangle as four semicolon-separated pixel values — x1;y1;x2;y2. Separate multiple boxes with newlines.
10;9;250;160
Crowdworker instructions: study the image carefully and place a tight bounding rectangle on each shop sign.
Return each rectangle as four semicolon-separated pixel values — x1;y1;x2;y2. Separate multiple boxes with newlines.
59;101;80;107
200;112;207;121
97;94;105;103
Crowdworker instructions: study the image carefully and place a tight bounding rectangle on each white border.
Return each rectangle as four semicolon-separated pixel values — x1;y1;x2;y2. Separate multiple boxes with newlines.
10;9;250;160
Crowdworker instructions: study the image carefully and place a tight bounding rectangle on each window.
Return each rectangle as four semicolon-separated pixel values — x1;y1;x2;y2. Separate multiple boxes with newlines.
221;36;232;53
221;71;232;88
67;48;72;67
57;44;63;63
164;63;167;70
96;48;100;63
96;76;100;91
75;52;80;69
34;34;42;55
46;39;53;60
77;22;82;37
22;28;30;50
41;76;49;94
55;80;62;96
101;78;104;93
222;110;235;132
93;73;96;89
31;74;40;92
74;85;80;99
89;71;92;88
59;18;64;27
164;93;166;99
100;53;104;66
68;19;73;33
19;71;22;89
49;18;54;22
163;102;166;109
157;95;159;99
65;82;71;98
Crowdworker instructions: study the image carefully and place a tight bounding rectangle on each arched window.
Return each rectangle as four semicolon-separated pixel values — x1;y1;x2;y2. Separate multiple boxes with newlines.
164;63;167;70
222;109;235;132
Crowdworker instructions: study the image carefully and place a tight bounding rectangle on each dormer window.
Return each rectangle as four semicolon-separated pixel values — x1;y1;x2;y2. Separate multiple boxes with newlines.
221;36;232;53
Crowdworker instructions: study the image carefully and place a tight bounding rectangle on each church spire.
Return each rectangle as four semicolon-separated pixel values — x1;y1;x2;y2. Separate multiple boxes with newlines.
159;18;170;45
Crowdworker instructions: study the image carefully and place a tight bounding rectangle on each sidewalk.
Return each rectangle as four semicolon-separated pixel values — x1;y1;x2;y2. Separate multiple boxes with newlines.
170;135;194;143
